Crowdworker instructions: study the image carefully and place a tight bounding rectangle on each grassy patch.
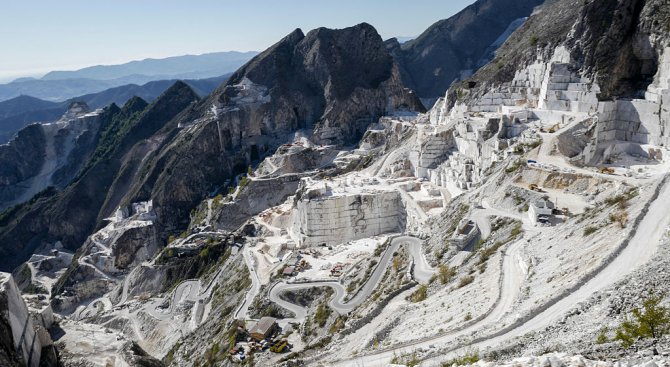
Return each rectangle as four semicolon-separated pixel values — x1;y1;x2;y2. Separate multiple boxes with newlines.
314;302;331;327
442;350;480;367
410;284;428;303
610;210;629;228
605;194;629;209
583;226;599;236
458;275;474;288
329;316;347;333
238;175;250;188
391;352;421;367
505;159;524;173
164;341;181;365
596;326;609;344
438;264;457;284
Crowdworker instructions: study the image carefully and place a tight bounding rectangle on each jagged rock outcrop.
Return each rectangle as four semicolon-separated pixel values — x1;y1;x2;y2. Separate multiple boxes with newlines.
389;0;546;101
442;0;670;167
214;23;424;145
455;0;669;103
121;23;424;240
566;0;668;100
120;341;164;367
212;175;302;231
50;200;159;308
0;272;49;367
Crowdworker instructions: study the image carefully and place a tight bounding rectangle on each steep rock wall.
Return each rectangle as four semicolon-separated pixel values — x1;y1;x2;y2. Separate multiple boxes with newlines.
291;188;404;247
0;273;41;367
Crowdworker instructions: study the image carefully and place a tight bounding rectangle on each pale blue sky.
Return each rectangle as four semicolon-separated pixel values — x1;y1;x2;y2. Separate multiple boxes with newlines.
0;0;475;82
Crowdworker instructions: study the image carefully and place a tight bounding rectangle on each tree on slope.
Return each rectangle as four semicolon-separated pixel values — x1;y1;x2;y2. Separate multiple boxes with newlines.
616;292;670;347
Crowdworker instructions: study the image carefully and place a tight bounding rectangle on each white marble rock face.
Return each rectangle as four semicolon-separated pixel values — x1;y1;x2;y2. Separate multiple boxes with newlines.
291;190;404;247
583;47;670;163
1;273;42;367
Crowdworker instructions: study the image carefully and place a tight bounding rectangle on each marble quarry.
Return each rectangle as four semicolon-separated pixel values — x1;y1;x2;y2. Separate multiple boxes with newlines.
290;177;405;247
584;47;670;163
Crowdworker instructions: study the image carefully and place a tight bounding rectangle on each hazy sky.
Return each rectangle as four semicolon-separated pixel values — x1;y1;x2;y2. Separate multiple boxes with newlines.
0;0;475;82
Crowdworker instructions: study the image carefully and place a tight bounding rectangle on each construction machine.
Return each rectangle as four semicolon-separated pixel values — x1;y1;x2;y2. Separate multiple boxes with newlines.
270;340;289;353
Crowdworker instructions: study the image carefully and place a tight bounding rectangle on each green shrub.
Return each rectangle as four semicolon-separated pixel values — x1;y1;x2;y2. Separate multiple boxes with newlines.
19;264;31;280
605;194;628;209
24;283;48;295
329;316;346;333
410;284;428;303
458;275;474;288
374;243;386;256
596;327;609;344
583;226;598;236
505;160;523;173
442;350;480;367
615;292;670;347
438;265;456;284
314;303;331;327
610;210;629;228
391;352;421;367
435;246;447;261
456;88;465;100
164;341;181;365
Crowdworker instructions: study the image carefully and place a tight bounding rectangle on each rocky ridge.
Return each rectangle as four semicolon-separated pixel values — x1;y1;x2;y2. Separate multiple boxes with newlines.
3;2;670;367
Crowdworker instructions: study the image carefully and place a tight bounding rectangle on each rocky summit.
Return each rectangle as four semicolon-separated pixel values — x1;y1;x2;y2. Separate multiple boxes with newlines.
2;1;670;366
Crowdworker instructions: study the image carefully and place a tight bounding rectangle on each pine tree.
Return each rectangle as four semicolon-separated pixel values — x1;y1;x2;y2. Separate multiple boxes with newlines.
615;292;670;347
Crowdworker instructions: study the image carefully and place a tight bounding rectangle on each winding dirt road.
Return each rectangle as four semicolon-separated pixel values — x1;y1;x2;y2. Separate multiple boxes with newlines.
267;236;434;320
330;176;670;367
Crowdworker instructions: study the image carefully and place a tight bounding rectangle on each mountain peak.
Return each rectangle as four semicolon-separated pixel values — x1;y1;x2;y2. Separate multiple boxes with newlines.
286;28;305;42
159;80;199;104
299;22;392;100
121;96;148;114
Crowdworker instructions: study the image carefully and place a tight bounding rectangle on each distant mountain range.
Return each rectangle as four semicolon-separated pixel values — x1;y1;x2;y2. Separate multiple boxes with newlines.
0;74;230;144
41;51;258;81
0;51;257;102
